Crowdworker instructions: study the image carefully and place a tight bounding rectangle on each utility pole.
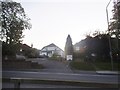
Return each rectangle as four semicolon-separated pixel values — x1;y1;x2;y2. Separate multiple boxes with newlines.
116;0;120;64
106;0;114;71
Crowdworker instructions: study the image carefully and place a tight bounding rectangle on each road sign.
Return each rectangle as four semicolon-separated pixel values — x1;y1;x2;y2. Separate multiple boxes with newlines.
67;55;73;61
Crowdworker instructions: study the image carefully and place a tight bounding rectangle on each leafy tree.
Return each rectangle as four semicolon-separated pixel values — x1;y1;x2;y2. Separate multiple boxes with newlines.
1;1;31;57
0;1;31;44
109;0;120;39
74;33;112;61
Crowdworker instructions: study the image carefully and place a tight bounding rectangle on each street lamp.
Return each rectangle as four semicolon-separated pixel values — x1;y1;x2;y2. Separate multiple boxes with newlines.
116;0;120;60
106;0;114;71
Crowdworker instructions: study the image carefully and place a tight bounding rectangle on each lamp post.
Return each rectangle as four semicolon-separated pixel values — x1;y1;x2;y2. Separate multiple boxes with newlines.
116;0;120;64
106;0;114;71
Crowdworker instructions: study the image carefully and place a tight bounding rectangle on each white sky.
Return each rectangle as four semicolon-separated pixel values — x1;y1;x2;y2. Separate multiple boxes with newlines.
15;0;113;50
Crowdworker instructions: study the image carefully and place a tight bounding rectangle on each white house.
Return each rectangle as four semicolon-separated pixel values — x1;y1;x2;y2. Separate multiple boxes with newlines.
40;43;64;58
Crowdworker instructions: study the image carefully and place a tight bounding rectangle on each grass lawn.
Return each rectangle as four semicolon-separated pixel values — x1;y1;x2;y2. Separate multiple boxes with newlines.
70;61;95;71
70;59;120;71
94;62;120;71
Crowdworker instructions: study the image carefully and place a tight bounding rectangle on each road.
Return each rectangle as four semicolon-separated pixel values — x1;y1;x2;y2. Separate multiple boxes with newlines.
2;58;119;88
26;58;73;73
3;70;118;84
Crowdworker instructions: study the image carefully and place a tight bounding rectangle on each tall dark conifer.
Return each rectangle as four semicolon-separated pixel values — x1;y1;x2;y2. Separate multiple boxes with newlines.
65;34;73;58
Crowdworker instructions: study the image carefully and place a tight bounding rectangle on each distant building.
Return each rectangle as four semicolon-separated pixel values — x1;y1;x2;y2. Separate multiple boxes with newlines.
73;40;86;52
40;43;64;58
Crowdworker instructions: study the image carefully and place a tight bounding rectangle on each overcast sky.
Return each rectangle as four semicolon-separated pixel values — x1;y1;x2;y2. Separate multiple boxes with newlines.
15;0;113;50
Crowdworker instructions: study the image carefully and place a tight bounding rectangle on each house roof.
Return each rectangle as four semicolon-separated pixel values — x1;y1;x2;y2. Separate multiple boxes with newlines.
46;43;56;47
41;43;64;52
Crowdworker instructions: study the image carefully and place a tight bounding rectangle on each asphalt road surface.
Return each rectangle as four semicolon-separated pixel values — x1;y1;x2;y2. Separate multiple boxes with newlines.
2;58;119;88
26;58;73;73
3;70;118;84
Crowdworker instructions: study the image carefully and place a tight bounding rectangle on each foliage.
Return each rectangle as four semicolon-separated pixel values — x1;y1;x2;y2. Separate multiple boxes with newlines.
65;34;73;58
109;1;120;39
73;51;85;60
2;41;16;56
73;33;120;62
29;48;40;58
17;44;39;58
1;1;31;57
0;1;31;44
79;29;120;62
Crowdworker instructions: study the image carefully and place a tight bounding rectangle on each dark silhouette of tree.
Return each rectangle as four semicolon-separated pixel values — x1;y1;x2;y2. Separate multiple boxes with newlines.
0;1;31;44
65;34;73;58
74;34;112;61
1;1;31;57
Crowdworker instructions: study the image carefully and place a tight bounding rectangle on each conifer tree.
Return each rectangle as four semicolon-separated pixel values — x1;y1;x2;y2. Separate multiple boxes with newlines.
65;34;73;58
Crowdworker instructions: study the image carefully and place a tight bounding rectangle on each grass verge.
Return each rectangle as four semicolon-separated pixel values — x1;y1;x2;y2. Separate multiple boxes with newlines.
70;61;95;71
94;62;120;71
70;60;120;71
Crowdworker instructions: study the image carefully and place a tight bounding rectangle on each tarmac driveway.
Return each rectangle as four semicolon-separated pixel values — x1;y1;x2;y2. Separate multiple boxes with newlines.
27;58;73;73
